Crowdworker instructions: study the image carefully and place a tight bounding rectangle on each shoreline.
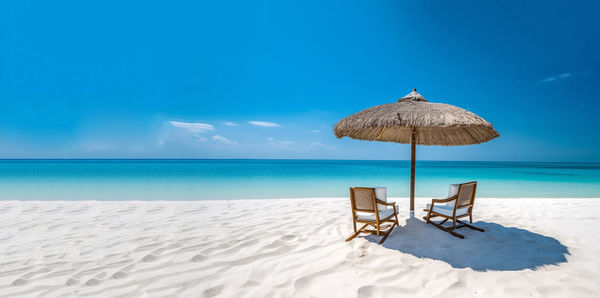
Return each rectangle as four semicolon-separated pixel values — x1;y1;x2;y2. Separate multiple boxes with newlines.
1;196;599;202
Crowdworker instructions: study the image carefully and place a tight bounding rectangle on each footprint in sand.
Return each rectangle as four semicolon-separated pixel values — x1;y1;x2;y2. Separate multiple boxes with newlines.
280;235;297;241
112;264;135;279
142;254;158;262
65;278;79;286
141;246;172;262
191;254;206;262
12;278;28;286
202;285;223;297
85;272;106;286
357;285;376;297
11;267;53;286
242;280;260;287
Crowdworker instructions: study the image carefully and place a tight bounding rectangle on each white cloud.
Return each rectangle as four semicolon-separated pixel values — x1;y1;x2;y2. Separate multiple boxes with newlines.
223;121;238;126
310;130;321;133
169;121;215;133
538;72;572;84
249;121;281;127
212;135;237;144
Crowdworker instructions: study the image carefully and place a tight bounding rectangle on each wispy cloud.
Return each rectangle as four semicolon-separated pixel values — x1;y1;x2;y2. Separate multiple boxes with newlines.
249;121;281;127
223;121;238;127
538;72;572;84
212;135;237;144
169;121;215;133
310;130;321;133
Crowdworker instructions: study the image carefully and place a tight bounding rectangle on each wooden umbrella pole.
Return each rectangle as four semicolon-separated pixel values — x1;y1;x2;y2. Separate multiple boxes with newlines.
410;127;416;218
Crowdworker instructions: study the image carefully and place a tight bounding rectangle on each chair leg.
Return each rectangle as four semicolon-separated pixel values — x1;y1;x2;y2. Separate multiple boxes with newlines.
424;209;433;223
376;223;380;236
424;215;447;226
346;224;368;242
378;221;398;244
469;214;473;223
456;219;484;232
428;220;465;239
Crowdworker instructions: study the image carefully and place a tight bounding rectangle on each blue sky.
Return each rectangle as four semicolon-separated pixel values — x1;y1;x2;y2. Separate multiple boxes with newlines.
1;0;598;161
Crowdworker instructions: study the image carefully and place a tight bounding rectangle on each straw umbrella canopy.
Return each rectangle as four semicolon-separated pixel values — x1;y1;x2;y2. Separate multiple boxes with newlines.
334;89;499;218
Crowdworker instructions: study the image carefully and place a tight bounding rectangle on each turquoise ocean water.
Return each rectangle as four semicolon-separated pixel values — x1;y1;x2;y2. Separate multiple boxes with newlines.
0;159;599;200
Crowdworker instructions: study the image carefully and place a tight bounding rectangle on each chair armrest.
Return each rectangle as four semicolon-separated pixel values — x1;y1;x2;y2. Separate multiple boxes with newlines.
426;195;457;210
376;199;398;214
431;195;457;204
375;199;396;206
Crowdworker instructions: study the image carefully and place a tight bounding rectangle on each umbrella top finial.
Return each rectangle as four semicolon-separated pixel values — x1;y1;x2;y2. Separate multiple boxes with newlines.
399;88;427;102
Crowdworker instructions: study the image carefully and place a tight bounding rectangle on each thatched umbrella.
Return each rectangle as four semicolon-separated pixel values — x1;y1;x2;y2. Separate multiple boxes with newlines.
334;89;499;218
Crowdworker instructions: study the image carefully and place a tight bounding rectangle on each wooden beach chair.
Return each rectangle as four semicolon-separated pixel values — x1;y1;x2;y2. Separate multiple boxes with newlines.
346;187;399;244
423;181;484;239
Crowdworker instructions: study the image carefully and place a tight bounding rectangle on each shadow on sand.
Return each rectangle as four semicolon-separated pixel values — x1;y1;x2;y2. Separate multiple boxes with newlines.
365;219;569;271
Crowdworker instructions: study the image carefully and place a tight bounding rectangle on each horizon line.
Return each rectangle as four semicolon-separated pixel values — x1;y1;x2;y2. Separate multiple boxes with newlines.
0;158;598;163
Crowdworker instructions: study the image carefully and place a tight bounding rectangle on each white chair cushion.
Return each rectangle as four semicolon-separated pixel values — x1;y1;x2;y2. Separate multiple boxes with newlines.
447;184;460;206
425;204;469;217
448;184;460;197
374;187;387;211
356;208;395;221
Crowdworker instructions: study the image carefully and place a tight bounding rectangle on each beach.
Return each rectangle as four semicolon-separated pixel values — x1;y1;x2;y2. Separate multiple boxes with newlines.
1;197;599;297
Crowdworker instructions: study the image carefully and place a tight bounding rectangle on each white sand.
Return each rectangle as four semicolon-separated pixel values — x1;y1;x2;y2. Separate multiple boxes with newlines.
0;198;599;297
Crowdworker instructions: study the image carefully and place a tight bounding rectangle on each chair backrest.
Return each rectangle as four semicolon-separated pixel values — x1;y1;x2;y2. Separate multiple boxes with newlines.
446;184;460;207
349;187;377;213
455;181;477;209
374;187;387;211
